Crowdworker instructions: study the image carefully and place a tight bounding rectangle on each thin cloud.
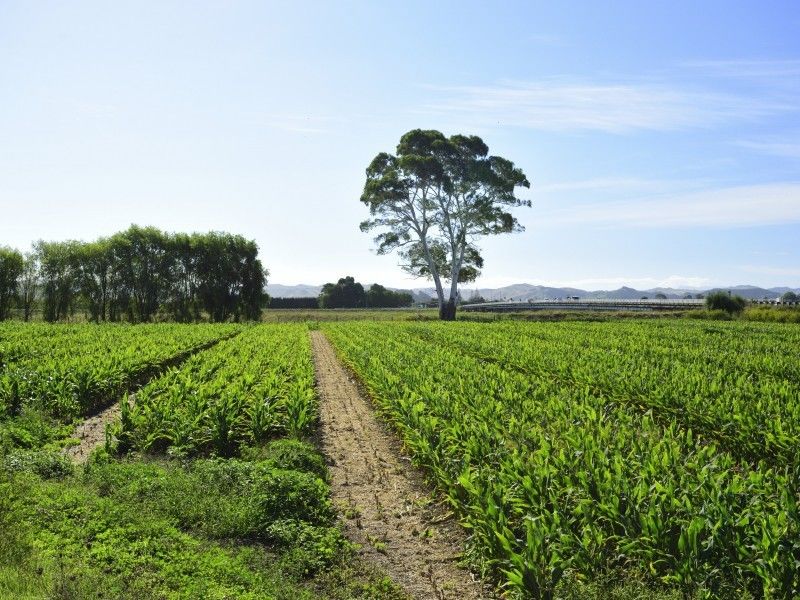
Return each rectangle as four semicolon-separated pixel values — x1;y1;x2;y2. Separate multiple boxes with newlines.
423;79;794;133
736;139;800;159
536;177;708;194
537;182;800;228
252;113;341;134
740;265;800;278
683;59;800;79
525;275;713;290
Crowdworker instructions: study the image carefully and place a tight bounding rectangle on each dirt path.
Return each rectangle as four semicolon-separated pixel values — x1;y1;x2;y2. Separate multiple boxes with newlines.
311;331;491;600
61;334;238;464
62;399;126;463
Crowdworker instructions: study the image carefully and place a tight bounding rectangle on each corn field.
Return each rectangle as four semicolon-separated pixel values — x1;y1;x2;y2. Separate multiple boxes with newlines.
113;324;317;456
324;320;800;599
0;322;240;420
3;319;799;598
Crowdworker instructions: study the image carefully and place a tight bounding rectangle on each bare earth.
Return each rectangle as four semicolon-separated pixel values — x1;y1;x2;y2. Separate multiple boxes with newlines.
311;330;492;600
62;399;125;463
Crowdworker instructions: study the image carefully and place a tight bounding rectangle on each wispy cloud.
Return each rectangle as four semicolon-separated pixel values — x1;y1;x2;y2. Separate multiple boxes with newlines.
537;182;800;228
736;138;800;159
536;176;708;194
509;275;714;290
683;59;800;79
740;265;800;278
423;78;794;133
253;113;341;134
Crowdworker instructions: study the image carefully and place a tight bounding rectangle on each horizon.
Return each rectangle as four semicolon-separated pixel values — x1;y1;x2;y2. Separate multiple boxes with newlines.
266;280;797;293
2;2;799;289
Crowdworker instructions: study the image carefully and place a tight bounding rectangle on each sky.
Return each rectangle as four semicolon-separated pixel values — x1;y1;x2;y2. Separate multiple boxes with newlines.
1;1;798;290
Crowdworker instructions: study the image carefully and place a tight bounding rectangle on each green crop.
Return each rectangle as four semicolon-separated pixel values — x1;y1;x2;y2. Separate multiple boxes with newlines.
0;322;240;420
114;324;317;456
324;320;800;599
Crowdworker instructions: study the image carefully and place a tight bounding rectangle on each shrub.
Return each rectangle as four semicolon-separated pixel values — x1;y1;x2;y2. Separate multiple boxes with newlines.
250;468;333;526
705;291;746;315
242;439;328;480
3;450;74;479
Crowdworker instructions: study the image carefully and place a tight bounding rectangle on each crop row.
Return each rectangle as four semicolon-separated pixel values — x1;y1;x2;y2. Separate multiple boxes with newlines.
324;322;800;599
114;324;316;457
400;320;800;467
0;323;240;420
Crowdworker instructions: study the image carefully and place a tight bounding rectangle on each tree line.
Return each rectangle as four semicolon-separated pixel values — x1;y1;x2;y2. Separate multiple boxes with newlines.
269;276;413;309
0;225;267;322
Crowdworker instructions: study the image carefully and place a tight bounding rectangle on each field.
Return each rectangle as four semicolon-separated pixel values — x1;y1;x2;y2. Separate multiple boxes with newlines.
1;319;799;599
322;320;800;598
0;323;405;600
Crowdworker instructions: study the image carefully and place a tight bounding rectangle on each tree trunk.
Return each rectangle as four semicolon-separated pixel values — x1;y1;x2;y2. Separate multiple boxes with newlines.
439;297;456;321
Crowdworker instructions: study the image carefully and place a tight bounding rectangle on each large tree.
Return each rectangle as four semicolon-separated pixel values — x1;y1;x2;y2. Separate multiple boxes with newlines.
319;276;366;308
0;247;24;320
366;283;413;308
18;252;39;321
360;129;530;320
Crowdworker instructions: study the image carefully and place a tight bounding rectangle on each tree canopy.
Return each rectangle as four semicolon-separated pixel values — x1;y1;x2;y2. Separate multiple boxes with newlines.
360;129;530;320
2;226;268;322
0;247;24;321
365;283;413;308
319;276;366;309
706;291;746;315
781;291;798;303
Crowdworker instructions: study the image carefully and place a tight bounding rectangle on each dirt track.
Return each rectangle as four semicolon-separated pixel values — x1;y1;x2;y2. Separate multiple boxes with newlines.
62;399;125;463
311;330;490;600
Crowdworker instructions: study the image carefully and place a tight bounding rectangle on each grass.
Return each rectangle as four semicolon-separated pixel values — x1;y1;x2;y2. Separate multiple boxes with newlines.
260;308;440;322
742;305;800;323
0;324;408;598
0;441;409;600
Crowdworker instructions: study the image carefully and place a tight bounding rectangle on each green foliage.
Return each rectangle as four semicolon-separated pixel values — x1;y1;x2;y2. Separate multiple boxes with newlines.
250;438;328;480
744;305;800;323
270;296;320;309
25;225;267;323
260;308;438;322
780;291;798;303
320;276;367;308
325;320;800;598
0;322;238;420
112;325;317;456
0;247;23;321
0;408;76;455
366;283;413;308
0;322;406;600
360;129;530;320
3;449;74;479
705;291;746;315
1;469;331;599
85;458;334;541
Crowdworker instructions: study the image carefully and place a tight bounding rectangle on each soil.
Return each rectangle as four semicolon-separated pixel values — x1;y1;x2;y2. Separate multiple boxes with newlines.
62;398;126;463
310;330;492;600
61;334;236;464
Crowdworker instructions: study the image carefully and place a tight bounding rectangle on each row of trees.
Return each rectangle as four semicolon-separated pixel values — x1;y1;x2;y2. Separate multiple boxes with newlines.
0;226;268;322
318;276;413;308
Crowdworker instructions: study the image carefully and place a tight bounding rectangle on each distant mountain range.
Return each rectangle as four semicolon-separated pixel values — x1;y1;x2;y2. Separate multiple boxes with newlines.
267;283;800;303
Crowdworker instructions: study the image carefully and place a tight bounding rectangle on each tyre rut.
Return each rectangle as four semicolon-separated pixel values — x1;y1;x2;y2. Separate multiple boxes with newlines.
311;330;491;600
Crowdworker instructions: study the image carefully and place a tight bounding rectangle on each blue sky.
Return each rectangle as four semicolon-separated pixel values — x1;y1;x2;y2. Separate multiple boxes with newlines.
1;1;798;289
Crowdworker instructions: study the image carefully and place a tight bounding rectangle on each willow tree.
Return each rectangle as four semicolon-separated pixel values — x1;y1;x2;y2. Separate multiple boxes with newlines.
0;247;23;320
360;129;530;320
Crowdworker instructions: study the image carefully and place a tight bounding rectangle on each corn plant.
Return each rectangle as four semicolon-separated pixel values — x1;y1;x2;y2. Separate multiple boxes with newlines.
324;321;800;598
116;325;318;457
